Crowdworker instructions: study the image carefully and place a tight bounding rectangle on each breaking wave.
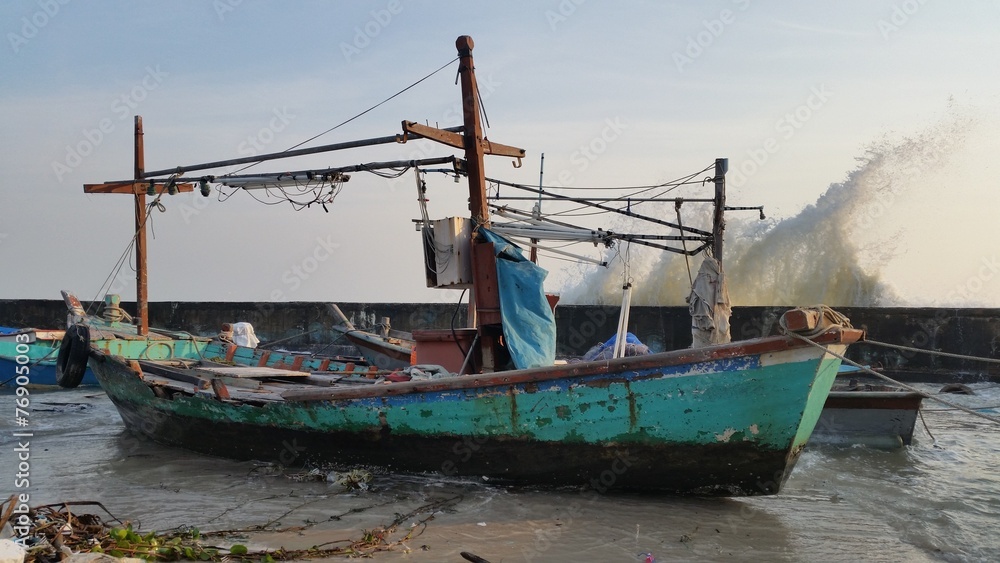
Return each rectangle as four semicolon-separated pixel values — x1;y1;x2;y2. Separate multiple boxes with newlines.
562;107;976;306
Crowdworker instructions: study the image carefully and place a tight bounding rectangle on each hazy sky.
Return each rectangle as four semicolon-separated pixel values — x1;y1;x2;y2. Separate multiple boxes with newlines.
2;1;998;306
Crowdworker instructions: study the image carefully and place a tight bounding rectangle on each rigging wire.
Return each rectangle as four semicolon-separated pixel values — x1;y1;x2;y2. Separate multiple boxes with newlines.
456;163;716;221
476;79;490;129
547;163;714;218
484;176;713;238
227;56;459;177
86;183;174;315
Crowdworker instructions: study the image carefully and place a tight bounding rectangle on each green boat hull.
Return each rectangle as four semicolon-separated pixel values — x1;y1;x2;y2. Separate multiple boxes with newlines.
88;334;850;495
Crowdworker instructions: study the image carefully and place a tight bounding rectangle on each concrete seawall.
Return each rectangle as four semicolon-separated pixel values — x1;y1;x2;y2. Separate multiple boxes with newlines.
4;300;998;380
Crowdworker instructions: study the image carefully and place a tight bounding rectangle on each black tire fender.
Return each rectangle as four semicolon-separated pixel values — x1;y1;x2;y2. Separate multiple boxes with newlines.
56;324;90;388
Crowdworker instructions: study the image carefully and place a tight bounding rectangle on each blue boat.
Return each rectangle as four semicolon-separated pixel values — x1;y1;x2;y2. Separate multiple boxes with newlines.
0;326;98;388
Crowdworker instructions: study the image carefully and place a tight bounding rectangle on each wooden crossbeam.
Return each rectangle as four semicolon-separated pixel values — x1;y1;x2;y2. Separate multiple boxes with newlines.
402;121;525;159
84;181;195;195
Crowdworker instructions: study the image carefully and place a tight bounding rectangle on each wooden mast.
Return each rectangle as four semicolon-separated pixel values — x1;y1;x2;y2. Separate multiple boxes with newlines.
83;117;194;333
712;157;728;263
400;36;525;372
133;116;148;335
457;36;490;228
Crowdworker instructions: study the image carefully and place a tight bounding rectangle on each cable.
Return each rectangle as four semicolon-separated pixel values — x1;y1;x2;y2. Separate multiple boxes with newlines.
229;56;459;176
548;164;713;217
451;289;469;359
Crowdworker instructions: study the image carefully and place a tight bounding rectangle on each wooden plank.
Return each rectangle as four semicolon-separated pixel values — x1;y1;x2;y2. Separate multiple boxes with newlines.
139;361;211;388
222;387;285;402
302;373;345;386
197;366;310;379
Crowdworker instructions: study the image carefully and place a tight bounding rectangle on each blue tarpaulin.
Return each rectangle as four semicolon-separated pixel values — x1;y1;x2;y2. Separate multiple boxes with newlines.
478;228;556;369
582;332;650;361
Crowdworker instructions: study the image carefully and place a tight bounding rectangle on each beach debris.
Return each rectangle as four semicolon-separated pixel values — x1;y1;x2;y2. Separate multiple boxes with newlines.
0;494;462;562
0;539;27;563
327;469;374;490
460;552;493;563
282;466;374;490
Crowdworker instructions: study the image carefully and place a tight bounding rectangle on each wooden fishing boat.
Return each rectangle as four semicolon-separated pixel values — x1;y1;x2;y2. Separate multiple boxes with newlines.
75;315;857;495
0;326;98;388
66;36;864;496
809;367;924;448
327;304;413;370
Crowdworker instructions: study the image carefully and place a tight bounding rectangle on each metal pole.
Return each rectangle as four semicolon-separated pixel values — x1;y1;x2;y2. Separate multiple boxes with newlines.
530;152;544;263
140;127;464;178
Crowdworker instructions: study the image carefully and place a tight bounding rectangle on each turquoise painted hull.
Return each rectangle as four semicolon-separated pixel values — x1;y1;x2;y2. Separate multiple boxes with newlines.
0;330;98;388
87;332;854;495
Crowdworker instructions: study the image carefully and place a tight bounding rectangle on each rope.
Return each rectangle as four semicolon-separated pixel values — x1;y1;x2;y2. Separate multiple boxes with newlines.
783;330;1000;425
777;305;853;337
917;408;937;443
863;339;1000;365
923;404;1000;412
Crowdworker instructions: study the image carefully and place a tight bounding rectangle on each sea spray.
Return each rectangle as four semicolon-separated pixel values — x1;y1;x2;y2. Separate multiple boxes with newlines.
561;108;976;306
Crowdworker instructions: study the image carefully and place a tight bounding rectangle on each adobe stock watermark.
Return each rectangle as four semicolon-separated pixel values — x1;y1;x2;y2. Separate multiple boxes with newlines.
213;0;244;22
340;0;404;62
728;84;832;188
7;0;71;54
238;107;296;157
855;135;957;229
51;65;169;183
520;452;634;562
673;0;751;73
266;235;342;301
944;255;1000;305
174;106;297;224
877;0;929;41
549;117;628;187
545;0;587;31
